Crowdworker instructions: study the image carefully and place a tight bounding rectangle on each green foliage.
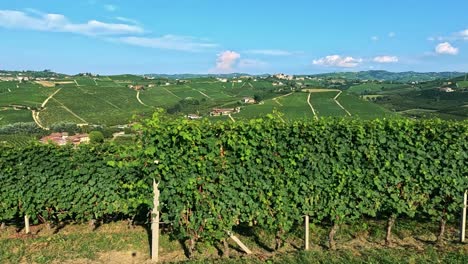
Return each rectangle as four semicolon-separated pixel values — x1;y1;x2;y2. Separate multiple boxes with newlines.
50;122;80;135
0;122;44;135
0;116;466;251
89;131;104;143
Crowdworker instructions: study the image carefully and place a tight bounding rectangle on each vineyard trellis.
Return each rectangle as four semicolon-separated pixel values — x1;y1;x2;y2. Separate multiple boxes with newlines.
0;113;467;261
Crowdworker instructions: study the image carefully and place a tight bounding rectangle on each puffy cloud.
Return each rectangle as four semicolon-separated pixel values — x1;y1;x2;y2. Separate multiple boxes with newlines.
373;56;399;63
371;36;379;41
119;35;218;52
214;51;241;73
388;32;396;38
435;42;459;55
312;55;362;68
245;49;293;56
0;9;143;36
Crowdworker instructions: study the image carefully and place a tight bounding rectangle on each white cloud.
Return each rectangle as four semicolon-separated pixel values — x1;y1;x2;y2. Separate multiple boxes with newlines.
371;36;379;41
312;55;362;68
0;9;143;36
435;42;459;55
104;5;117;12
115;16;139;25
214;51;241;73
388;32;396;38
245;49;293;56
429;29;468;42
119;35;218;52
373;56;399;63
458;29;468;40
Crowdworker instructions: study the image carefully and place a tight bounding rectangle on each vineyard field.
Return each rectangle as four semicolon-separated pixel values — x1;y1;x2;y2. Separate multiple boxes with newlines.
1;117;466;256
0;109;33;126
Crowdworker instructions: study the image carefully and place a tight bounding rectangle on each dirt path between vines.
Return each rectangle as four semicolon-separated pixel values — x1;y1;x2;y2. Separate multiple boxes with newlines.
307;93;319;120
136;91;149;107
333;91;352;116
51;98;88;123
41;88;62;108
163;88;181;99
32;88;62;130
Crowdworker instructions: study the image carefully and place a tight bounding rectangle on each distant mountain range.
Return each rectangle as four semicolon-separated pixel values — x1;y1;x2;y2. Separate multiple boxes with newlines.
145;70;466;82
308;70;466;82
143;73;264;79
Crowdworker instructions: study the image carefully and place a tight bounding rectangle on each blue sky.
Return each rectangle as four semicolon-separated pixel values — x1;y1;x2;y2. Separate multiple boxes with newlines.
0;0;467;74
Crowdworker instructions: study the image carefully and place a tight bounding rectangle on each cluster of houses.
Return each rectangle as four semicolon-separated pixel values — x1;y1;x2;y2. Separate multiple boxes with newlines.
210;107;241;116
273;73;294;81
216;76;256;83
439;87;455;93
187;97;255;119
0;76;31;82
0;73;63;82
128;84;157;91
242;97;256;104
40;132;90;146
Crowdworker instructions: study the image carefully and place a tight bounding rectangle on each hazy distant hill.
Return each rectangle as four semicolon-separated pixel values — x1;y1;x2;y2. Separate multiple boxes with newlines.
311;70;466;82
143;73;263;79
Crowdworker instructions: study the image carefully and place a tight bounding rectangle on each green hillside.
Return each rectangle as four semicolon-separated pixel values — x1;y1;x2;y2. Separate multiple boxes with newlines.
1;72;466;129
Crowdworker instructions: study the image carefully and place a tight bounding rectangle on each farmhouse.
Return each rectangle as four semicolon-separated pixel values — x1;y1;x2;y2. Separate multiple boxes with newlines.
242;97;256;104
217;78;228;82
187;114;202;120
128;85;145;91
439;87;454;92
40;132;90;146
210;107;240;116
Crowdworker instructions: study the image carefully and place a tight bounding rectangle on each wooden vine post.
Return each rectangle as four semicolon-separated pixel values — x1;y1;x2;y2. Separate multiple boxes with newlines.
151;179;160;262
461;190;467;243
305;215;310;250
226;231;252;254
24;215;30;234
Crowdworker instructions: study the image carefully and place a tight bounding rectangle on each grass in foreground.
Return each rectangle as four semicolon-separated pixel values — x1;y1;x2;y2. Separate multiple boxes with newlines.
0;220;466;263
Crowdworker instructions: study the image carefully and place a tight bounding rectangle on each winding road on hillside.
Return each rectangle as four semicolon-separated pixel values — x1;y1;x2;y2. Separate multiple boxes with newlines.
195;90;212;99
228;114;236;122
32;110;46;130
41;88;62;108
333;91;352;116
307;93;319;120
163;87;181;99
32;88;63;130
136;91;149;107
272;92;293;106
51;98;88;123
